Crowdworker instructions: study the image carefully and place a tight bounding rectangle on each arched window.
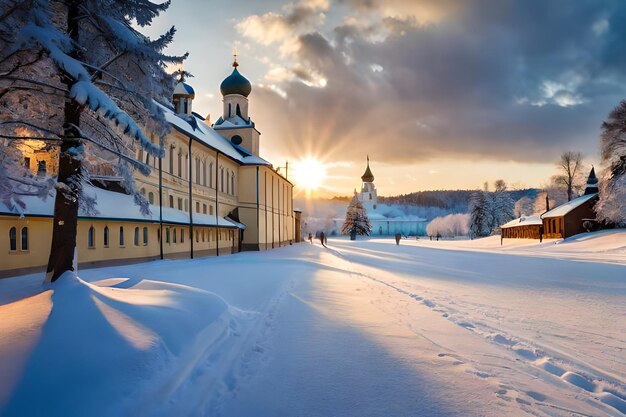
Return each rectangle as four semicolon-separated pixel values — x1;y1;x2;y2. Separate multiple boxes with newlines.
196;201;200;213
9;227;17;251
22;227;30;250
119;226;125;246
134;227;139;246
173;229;177;243
228;103;232;117
88;226;95;248
195;230;199;243
143;227;148;245
231;174;235;195
181;228;185;243
203;204;207;214
138;148;144;163
166;228;170;244
208;163;213;187
220;168;224;192
148;192;154;205
169;195;174;208
202;161;207;186
196;158;200;184
103;226;109;247
177;151;182;177
369;193;372;200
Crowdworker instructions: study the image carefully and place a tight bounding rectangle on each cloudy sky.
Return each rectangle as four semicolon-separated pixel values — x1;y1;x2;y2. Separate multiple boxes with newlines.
144;0;626;197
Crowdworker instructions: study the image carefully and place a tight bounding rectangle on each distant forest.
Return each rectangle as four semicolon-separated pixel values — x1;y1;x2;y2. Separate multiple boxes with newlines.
381;189;539;212
333;189;539;213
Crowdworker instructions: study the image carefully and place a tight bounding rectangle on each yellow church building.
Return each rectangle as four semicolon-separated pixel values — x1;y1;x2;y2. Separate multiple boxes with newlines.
0;60;296;277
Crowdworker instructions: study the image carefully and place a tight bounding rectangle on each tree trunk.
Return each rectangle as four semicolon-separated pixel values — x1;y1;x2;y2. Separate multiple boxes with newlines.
45;1;82;282
567;182;573;202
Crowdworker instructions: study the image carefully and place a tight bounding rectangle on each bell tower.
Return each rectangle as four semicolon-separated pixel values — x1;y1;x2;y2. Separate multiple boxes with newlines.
358;156;377;211
172;70;195;116
213;52;260;156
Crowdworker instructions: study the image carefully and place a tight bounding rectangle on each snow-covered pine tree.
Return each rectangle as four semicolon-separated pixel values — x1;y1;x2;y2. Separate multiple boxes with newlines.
341;194;372;240
492;179;514;231
468;191;490;238
0;0;185;282
596;100;626;225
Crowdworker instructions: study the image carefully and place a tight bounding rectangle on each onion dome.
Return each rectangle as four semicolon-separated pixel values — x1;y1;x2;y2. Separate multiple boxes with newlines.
220;60;252;97
361;156;374;183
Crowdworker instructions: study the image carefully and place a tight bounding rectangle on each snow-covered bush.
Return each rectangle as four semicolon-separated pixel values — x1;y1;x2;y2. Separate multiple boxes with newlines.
514;196;534;217
426;213;470;238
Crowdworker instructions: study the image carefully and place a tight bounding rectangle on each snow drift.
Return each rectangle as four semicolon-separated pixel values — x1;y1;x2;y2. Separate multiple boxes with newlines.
0;272;240;417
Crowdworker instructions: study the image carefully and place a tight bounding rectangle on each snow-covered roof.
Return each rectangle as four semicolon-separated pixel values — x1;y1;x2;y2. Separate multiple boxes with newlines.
157;103;270;167
541;193;598;219
173;81;195;97
500;216;543;229
0;184;240;228
213;115;253;129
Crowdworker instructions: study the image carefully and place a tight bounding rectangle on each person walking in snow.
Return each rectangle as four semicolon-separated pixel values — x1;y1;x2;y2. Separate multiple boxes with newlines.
319;231;326;247
395;233;401;245
308;233;313;244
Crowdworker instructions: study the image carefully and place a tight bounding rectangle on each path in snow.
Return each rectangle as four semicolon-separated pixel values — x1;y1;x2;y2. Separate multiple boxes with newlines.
216;238;625;417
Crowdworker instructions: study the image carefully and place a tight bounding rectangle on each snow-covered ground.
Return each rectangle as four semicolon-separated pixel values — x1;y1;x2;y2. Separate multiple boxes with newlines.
1;230;625;416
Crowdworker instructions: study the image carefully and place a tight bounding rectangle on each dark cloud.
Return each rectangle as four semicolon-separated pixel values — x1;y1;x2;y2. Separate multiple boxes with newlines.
250;0;626;164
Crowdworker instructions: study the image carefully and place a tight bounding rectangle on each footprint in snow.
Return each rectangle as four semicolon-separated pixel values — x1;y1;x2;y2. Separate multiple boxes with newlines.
525;391;547;402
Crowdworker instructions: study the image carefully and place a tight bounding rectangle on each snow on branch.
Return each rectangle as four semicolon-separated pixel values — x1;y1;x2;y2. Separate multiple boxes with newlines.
70;81;163;157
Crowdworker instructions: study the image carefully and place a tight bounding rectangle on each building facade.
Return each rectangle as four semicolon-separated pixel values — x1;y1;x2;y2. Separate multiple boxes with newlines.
1;60;295;277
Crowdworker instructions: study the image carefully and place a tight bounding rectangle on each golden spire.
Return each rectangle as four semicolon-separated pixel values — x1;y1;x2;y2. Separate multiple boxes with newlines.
233;48;239;68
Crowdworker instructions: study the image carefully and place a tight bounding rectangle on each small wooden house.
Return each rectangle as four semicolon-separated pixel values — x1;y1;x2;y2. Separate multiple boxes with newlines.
541;193;598;239
500;216;543;239
541;168;600;239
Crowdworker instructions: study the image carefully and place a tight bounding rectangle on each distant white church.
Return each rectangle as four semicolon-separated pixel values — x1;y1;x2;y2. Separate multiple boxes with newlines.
329;158;428;237
357;156;378;211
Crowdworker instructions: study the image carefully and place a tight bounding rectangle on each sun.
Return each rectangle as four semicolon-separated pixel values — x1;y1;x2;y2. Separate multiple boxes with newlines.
291;158;327;194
